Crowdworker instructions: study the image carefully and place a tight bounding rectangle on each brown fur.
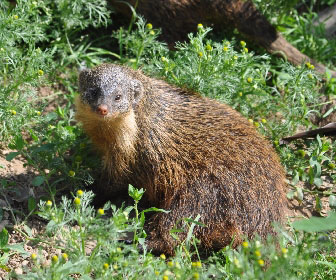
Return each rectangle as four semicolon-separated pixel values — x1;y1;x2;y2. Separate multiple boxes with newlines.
76;64;287;256
112;0;336;77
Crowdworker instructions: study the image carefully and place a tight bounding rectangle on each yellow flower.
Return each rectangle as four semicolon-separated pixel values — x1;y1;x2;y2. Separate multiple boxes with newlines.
31;253;37;260
297;149;306;158
261;118;267;124
240;41;246;47
113;264;118;270
155;271;160;275
238;92;243;97
244;47;248;53
62;253;68;261
46;200;52;207
98;208;104;216
167;261;174;267
10;110;16;115
163;276;169;280
74;197;81;206
146;23;153;29
308;73;313;79
197;23;203;29
51;255;58;263
13;15;19;20
150;30;155;35
103;263;109;270
161;56;167;62
206;44;212;51
198;52;203;58
160;253;166;260
255;250;261;258
281;248;288;254
192;273;199;279
68;170;75;177
76;189;84;197
242;241;249;248
254;122;260;128
38;69;44;76
247;77;253;83
223;46;228;52
233;55;238;60
36;111;41;116
117;247;122;253
233;258;241;268
248;119;253;124
328;163;335;169
258;259;264;266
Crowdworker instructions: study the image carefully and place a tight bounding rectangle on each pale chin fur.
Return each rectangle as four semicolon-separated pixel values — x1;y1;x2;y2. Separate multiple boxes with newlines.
75;95;138;178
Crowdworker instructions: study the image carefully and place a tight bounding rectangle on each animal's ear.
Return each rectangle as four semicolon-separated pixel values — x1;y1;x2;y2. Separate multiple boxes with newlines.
131;79;144;105
78;68;91;93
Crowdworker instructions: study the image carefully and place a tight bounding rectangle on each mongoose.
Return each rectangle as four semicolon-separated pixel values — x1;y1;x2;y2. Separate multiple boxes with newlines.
75;64;287;256
111;0;336;77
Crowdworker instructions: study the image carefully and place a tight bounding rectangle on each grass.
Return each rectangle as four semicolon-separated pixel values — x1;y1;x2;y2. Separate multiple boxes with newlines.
0;0;336;279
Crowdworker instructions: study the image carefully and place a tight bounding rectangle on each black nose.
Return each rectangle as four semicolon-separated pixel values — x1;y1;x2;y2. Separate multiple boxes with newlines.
97;104;108;116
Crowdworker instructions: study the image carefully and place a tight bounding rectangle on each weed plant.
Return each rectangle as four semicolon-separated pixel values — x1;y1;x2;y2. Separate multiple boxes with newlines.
0;0;336;279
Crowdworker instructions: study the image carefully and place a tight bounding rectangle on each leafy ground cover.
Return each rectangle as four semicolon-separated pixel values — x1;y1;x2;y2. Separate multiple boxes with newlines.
1;0;336;279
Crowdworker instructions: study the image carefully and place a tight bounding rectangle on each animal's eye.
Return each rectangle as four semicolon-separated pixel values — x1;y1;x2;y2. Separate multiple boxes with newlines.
115;95;121;101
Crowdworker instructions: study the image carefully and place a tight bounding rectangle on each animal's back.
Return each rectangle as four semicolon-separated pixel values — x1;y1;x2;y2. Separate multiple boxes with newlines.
132;80;286;246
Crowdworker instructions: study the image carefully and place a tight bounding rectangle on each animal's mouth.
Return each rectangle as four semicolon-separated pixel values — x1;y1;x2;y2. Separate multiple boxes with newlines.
94;110;120;120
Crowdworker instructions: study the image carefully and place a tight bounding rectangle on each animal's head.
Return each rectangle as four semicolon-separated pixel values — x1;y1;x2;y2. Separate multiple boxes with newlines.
78;64;144;118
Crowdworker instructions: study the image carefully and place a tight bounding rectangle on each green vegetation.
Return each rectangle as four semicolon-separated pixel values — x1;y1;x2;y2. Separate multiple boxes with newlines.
0;0;336;279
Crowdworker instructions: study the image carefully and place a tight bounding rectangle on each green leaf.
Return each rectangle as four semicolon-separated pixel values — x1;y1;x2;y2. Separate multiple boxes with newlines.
128;184;145;202
6;244;28;256
329;195;336;210
0;228;9;248
23;225;33;237
14;135;25;150
5;152;20;161
32;143;55;153
32;176;45;187
315;195;322;213
28;197;37;213
45;112;58;121
142;207;169;213
0;264;10;272
316;134;322;149
293;212;336;232
322;106;335;118
286;189;295;200
313;177;323;187
295;187;304;202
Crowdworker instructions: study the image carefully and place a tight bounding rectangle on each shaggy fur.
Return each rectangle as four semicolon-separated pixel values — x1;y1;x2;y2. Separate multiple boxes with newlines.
76;64;287;256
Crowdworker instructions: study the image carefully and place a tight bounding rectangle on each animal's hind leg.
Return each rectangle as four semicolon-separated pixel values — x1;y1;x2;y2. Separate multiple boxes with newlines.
144;186;242;256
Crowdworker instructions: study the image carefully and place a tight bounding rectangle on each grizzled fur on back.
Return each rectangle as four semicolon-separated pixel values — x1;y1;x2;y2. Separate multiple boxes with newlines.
76;64;287;256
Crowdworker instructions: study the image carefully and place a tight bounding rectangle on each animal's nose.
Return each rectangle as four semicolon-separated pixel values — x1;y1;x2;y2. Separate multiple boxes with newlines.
97;104;108;116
